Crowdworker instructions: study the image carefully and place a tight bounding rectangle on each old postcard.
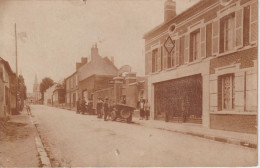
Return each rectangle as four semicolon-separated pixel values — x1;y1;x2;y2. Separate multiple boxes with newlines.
0;0;258;167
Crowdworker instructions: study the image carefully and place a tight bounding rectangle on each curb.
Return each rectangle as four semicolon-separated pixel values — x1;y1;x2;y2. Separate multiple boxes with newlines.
143;124;257;149
28;112;51;167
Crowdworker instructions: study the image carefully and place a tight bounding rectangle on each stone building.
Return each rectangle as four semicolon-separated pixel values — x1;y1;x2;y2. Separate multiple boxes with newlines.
143;0;257;133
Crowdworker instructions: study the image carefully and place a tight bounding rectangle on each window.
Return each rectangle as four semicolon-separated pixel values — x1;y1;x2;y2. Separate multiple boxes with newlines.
152;49;160;72
179;36;185;65
218;74;235;110
190;29;200;62
152;49;157;73
220;13;235;53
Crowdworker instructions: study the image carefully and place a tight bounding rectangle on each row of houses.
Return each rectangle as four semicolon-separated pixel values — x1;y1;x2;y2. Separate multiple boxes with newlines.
44;44;145;112
143;0;257;134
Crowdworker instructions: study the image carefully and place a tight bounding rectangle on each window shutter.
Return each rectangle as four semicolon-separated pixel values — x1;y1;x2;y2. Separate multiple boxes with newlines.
218;76;222;111
200;26;206;58
250;2;257;44
235;8;243;48
175;38;180;66
212;20;219;55
184;34;189;63
158;47;161;71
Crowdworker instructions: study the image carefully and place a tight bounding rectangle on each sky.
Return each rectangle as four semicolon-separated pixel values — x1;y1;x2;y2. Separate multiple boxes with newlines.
0;0;199;93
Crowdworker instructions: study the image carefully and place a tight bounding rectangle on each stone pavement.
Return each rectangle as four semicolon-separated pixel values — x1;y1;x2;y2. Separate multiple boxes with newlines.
134;117;257;149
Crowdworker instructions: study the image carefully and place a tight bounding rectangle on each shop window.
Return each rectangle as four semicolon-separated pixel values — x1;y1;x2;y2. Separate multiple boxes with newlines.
218;74;235;111
190;29;200;62
220;13;235;53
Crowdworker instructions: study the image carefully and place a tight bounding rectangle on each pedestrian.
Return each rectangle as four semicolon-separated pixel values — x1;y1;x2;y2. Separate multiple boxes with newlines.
96;97;103;118
103;97;109;121
144;99;150;120
81;97;86;114
139;99;145;120
77;98;81;114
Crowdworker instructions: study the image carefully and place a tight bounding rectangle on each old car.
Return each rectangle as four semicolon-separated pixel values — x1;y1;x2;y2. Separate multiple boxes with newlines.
110;103;135;123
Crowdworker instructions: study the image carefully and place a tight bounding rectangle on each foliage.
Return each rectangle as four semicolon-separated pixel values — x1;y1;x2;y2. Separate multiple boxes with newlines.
40;77;54;99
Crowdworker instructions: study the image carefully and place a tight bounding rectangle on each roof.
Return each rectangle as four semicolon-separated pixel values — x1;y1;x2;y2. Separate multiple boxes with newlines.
0;57;16;76
143;0;214;39
64;71;77;81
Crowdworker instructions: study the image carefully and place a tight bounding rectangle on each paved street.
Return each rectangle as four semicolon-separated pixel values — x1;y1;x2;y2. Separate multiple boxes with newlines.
31;105;257;167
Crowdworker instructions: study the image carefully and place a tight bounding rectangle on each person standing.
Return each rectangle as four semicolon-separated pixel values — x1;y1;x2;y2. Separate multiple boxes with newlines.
103;97;109;121
139;99;145;120
96;98;103;118
144;99;150;120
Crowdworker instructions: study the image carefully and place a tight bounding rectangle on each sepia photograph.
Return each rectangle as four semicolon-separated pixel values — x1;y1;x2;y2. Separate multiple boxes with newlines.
0;0;258;167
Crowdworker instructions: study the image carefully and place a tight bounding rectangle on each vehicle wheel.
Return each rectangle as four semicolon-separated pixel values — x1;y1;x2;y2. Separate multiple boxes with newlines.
127;114;132;123
111;110;117;121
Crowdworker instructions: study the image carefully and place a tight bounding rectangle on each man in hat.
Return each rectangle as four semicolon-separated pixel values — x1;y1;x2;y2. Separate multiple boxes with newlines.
103;97;109;121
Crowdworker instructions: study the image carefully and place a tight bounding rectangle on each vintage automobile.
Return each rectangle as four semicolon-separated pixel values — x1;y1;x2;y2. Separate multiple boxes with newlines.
110;103;135;123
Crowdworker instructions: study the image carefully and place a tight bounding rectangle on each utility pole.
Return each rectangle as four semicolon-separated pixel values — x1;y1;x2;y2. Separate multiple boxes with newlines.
15;23;18;113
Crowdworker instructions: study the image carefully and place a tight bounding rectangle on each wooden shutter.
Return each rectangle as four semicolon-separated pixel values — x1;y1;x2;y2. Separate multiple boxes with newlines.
184;34;189;63
158;47;161;71
200;26;206;58
212;20;219;55
175;38;180;66
235;8;243;48
217;76;222;111
250;2;257;44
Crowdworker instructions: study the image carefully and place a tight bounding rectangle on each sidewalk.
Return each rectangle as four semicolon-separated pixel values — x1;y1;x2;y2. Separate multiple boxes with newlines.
0;110;40;167
134;118;257;149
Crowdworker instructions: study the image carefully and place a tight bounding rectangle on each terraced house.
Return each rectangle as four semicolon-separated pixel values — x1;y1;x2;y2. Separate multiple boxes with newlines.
143;0;257;134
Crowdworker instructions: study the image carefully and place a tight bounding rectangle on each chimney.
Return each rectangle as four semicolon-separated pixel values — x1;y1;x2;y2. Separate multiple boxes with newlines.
164;0;176;23
81;57;88;65
76;62;82;70
91;43;99;61
110;56;114;64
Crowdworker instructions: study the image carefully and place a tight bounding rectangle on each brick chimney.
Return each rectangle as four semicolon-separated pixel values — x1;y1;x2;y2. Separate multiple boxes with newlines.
91;43;99;62
164;0;176;23
81;57;88;65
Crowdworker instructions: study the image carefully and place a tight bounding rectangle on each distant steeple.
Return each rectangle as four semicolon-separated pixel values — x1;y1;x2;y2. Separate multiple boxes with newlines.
34;74;38;85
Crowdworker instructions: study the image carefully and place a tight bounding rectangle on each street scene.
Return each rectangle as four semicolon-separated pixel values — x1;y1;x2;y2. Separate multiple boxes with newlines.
0;0;258;167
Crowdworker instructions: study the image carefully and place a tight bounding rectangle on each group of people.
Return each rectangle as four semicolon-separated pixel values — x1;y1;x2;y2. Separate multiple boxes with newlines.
76;97;94;114
138;99;150;120
96;97;113;121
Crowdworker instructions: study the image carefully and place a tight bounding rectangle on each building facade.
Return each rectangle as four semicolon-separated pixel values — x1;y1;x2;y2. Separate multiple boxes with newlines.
77;44;118;102
144;0;257;133
65;72;79;110
0;57;16;119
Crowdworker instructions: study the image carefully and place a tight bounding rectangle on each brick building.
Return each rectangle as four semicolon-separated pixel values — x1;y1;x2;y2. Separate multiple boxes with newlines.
143;0;257;133
77;44;118;102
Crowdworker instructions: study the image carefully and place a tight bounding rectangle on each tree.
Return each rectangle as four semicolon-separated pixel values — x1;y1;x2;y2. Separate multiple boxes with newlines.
40;77;54;99
18;75;27;111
